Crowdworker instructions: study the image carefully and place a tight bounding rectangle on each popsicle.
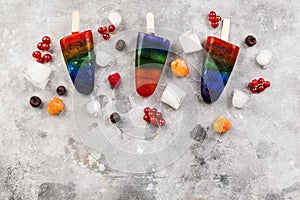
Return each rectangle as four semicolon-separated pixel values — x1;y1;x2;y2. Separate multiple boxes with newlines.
135;13;170;97
60;11;95;95
201;19;240;103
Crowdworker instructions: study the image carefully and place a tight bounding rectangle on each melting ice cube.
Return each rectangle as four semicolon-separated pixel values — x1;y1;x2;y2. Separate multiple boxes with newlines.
23;61;52;89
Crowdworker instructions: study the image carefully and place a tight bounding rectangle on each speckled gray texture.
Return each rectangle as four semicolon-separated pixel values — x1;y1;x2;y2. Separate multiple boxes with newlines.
1;0;300;199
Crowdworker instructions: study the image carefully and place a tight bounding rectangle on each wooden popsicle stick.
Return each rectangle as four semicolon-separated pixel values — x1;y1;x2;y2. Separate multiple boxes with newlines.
147;12;155;34
220;19;230;42
72;11;80;33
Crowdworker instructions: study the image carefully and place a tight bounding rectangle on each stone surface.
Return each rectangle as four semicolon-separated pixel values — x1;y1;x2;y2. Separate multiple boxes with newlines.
95;51;115;67
1;0;300;199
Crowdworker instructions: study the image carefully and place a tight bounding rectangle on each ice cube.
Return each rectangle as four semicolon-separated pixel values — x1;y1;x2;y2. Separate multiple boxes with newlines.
86;99;100;115
108;11;122;27
95;51;115;67
23;61;52;89
232;89;250;108
256;49;272;68
161;83;186;109
178;30;202;53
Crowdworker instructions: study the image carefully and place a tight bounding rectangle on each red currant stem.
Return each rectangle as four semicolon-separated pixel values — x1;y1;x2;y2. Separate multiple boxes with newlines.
154;132;160;137
40;52;46;57
50;32;56;46
156;124;162;133
110;26;125;35
252;81;268;89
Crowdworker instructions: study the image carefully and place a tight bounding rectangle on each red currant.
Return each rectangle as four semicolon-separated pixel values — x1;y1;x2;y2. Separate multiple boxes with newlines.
98;27;106;34
158;119;166;127
155;112;163;119
108;24;115;32
144;107;151;114
208;11;216;18
216;16;222;22
151;108;157;114
143;114;150;122
251;87;257;93
148;111;155;118
103;33;110;40
211;22;219;28
42;36;51;45
37;58;43;63
264;81;271;88
43;54;52;62
32;51;42;59
209;16;217;23
37;42;44;50
258;85;265;92
42;43;50;51
258;78;265;84
251;79;258;86
248;83;253;89
149;117;157;125
102;27;107;33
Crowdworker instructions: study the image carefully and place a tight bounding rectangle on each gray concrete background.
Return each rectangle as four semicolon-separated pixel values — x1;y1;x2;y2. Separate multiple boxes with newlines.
1;0;300;199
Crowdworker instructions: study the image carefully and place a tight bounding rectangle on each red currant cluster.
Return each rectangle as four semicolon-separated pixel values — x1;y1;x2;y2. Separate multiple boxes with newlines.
98;24;116;40
143;107;166;127
32;36;52;63
208;11;222;28
248;78;271;93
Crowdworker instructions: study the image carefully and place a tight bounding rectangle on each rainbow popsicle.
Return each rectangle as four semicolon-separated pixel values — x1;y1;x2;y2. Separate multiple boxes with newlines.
60;11;95;95
201;19;239;103
135;13;170;97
